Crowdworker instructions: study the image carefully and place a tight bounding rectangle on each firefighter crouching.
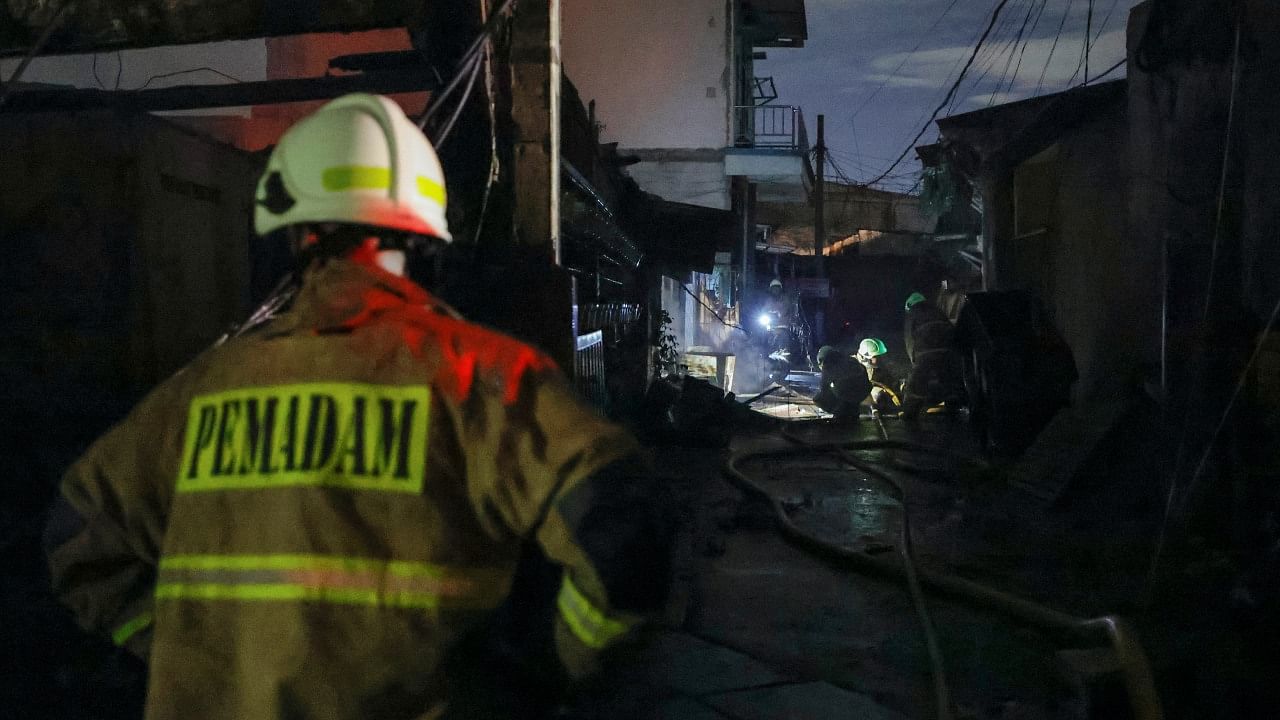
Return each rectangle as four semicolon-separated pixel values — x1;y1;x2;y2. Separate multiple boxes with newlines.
855;338;902;415
814;345;871;419
44;94;671;719
901;291;966;420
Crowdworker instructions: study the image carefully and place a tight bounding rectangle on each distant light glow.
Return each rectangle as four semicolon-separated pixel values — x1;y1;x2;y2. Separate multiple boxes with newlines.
757;313;773;329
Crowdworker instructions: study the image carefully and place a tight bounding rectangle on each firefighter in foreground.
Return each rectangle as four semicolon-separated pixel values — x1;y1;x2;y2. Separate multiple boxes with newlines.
45;94;670;719
855;338;902;415
902;291;966;419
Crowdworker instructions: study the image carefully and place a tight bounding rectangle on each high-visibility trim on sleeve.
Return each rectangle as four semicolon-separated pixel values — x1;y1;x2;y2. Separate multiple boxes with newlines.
111;611;153;647
556;574;634;650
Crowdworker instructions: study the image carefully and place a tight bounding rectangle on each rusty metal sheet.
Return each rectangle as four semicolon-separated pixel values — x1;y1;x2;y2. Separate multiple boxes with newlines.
1;0;428;57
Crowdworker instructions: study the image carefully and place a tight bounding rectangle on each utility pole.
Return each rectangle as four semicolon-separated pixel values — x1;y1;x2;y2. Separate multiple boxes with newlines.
814;113;826;278
499;0;574;371
511;0;562;264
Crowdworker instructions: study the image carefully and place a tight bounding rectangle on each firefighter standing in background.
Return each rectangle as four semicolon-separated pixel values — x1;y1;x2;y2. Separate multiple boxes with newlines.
855;338;902;415
936;279;967;323
901;291;966;420
758;278;796;382
44;94;670;720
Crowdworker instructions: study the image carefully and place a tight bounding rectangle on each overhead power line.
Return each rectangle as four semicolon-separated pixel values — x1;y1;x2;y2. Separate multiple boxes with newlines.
861;0;1016;188
959;0;1033;112
987;0;1045;107
990;0;1050;105
1034;0;1076;96
1084;0;1094;82
850;0;963;120
1003;0;1051;98
133;67;244;91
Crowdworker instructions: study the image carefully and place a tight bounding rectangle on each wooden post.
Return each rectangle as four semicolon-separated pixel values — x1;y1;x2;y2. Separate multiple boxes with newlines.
510;0;562;263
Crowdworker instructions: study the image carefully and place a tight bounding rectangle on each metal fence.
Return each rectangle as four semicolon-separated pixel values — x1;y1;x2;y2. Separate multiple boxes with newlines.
573;330;607;408
732;104;808;150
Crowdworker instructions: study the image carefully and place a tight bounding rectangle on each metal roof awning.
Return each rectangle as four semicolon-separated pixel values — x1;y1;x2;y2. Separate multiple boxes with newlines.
934;79;1127;176
1;0;428;57
742;0;807;48
631;196;735;274
0;67;437;113
561;160;644;273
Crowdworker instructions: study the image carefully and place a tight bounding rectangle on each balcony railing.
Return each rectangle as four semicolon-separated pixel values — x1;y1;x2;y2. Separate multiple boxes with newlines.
733;104;808;151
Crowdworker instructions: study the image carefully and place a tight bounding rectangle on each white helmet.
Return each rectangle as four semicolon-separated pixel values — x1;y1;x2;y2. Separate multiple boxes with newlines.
769;278;783;291
857;338;887;360
254;93;451;241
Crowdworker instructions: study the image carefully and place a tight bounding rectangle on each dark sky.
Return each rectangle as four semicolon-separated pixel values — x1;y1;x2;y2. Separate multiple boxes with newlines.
759;0;1140;193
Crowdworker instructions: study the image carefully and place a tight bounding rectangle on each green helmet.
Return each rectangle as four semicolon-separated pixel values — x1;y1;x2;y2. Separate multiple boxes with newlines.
905;292;927;311
857;338;887;360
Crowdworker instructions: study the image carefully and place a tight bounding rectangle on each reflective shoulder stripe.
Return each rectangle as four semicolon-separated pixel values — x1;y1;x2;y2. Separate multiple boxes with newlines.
112;611;153;647
156;554;509;611
556;574;635;650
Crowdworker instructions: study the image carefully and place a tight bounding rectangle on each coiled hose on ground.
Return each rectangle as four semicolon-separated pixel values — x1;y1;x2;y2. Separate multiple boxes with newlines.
722;420;1163;720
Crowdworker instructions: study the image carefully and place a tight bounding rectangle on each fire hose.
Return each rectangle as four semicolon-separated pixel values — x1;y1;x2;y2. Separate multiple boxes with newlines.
723;427;1163;720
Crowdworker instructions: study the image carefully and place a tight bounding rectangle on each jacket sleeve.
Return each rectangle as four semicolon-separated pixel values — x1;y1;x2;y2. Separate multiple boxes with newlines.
464;371;672;678
45;382;181;660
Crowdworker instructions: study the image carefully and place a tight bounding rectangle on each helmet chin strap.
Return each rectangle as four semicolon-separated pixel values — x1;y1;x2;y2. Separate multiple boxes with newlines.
374;249;407;277
289;225;425;277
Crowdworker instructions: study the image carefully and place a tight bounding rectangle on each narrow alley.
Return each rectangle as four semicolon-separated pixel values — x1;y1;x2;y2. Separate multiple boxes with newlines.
2;1;1279;719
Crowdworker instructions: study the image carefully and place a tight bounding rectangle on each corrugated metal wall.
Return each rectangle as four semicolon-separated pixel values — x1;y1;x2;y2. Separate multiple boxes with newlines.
0;109;260;501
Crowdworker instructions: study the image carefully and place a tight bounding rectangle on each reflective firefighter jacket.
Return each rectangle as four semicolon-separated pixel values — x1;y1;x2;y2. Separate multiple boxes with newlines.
904;302;954;366
46;258;664;719
865;364;902;414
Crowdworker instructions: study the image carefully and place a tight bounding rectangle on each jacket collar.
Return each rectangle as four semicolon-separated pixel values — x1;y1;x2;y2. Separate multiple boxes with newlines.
276;258;434;333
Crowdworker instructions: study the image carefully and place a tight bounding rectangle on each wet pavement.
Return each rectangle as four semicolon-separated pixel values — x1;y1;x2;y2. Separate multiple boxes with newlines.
575;405;1263;720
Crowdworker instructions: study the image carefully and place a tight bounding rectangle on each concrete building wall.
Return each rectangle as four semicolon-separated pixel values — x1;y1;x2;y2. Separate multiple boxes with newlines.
997;102;1158;405
1051;107;1157;403
562;0;732;151
627;156;731;210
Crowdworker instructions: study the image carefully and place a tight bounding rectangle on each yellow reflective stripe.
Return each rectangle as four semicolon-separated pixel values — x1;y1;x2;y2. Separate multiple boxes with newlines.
318;166;445;206
556;574;634;649
156;554;510;609
322;165;391;191
155;583;440;609
160;554;442;577
111;611;153;647
416;176;446;204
